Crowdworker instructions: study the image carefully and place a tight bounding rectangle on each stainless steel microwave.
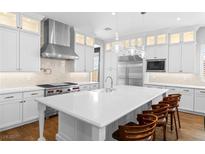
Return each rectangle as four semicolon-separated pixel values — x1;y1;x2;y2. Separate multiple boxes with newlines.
146;59;166;72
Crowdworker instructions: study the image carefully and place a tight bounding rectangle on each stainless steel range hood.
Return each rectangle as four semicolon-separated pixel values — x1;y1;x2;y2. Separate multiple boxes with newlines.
41;19;79;60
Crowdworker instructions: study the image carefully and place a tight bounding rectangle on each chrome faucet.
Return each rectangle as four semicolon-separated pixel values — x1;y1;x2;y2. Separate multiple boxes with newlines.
105;76;114;92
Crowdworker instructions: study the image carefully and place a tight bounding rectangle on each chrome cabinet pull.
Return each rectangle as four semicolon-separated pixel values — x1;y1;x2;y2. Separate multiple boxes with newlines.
200;91;205;93
4;96;14;99
31;93;39;95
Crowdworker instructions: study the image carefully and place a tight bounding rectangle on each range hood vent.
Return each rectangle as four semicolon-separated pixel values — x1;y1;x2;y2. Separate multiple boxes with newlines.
41;19;79;60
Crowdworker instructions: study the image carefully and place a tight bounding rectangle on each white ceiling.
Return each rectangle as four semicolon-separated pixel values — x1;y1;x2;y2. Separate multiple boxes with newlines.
39;12;205;41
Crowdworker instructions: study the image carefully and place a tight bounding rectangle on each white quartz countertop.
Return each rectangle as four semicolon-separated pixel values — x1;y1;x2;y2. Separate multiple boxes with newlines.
144;82;205;89
0;86;44;95
36;85;168;128
77;82;99;85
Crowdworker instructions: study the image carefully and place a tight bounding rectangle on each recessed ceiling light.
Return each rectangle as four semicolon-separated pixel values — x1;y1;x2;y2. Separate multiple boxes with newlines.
104;27;112;31
177;17;181;21
112;12;116;16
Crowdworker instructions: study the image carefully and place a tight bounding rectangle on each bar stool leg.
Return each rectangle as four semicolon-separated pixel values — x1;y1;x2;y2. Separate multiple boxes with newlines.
163;125;166;141
176;107;181;128
171;113;173;131
173;113;179;140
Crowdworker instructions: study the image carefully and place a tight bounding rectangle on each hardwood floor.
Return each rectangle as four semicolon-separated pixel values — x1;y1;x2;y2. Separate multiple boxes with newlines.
0;112;205;141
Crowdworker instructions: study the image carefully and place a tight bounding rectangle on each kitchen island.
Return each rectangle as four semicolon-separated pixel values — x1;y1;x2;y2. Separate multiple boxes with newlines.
35;85;168;141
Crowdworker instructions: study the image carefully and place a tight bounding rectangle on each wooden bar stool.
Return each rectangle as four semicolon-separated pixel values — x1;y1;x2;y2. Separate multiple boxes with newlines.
164;94;182;129
143;104;169;141
112;114;158;141
159;99;179;140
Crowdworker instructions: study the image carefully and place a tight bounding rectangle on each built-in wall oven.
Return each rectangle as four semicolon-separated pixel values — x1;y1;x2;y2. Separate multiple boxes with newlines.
146;59;166;72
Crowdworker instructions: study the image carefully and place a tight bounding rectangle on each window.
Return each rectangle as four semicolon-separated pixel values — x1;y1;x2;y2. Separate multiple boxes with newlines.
0;12;16;27
130;39;136;47
123;40;130;48
86;36;94;47
157;34;166;45
136;38;143;47
105;43;111;51
22;16;40;33
75;33;85;45
170;33;180;44
146;36;155;46
183;31;194;42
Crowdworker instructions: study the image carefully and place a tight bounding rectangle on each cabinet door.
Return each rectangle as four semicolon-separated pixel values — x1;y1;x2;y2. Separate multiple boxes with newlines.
23;98;38;122
74;44;85;72
85;46;94;72
168;44;181;72
145;46;156;59
155;45;168;59
104;51;118;70
19;32;40;71
195;89;205;113
0;100;22;129
179;88;194;111
0;27;19;71
181;43;196;73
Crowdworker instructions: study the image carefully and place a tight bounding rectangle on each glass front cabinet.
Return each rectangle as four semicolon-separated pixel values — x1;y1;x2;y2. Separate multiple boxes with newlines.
0;12;41;34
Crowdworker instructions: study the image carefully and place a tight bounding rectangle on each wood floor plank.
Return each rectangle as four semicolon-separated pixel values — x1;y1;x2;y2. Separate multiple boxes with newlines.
0;112;204;141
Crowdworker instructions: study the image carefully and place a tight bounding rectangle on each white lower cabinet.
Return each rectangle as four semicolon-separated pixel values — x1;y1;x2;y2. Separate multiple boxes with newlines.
179;88;194;111
0;100;23;129
0;90;44;131
23;99;38;122
194;89;205;114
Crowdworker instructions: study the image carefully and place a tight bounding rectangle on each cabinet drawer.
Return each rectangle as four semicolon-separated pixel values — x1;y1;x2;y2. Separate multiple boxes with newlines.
166;86;181;94
195;89;205;96
23;90;44;98
0;93;22;102
180;88;194;95
79;85;90;91
90;84;99;90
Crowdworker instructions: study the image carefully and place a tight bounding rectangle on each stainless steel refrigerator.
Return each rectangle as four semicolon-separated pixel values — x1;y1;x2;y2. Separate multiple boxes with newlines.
117;55;143;86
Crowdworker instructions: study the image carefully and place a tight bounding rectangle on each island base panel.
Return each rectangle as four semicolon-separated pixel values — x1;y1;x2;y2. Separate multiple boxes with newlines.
56;103;150;141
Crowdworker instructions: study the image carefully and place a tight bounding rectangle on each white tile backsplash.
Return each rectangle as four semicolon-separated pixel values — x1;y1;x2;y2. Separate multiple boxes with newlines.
0;58;90;88
147;73;205;86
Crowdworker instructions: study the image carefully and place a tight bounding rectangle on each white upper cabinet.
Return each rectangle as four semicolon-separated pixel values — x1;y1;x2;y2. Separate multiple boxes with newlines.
74;33;95;72
123;40;130;49
85;46;94;72
74;44;85;72
168;31;196;73
0;12;43;72
21;16;40;34
146;35;155;46
170;33;181;44
105;43;111;51
182;31;195;43
168;44;182;72
181;43;196;73
75;33;85;45
145;46;156;59
156;34;167;45
0;27;19;71
0;12;17;28
136;38;143;47
85;36;94;47
19;32;40;71
74;44;94;72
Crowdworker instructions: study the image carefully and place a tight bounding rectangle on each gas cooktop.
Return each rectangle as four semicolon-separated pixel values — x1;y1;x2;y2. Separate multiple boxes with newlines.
37;82;78;88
